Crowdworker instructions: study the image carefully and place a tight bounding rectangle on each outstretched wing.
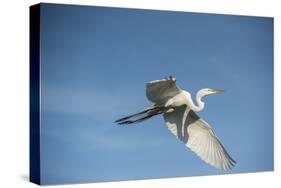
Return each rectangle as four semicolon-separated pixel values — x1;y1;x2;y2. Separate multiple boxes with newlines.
163;106;236;170
146;76;181;103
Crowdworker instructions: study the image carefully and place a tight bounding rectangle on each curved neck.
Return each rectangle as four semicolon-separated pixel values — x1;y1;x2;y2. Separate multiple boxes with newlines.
189;91;205;112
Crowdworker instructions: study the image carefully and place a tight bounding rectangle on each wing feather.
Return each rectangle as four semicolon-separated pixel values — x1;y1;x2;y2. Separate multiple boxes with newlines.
163;107;236;170
146;76;181;103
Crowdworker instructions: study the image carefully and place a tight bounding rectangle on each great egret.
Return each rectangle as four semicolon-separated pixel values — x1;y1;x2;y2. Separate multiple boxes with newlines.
115;76;236;170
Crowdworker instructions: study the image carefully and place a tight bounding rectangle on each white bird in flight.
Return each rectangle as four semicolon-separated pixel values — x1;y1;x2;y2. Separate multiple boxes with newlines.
115;76;236;170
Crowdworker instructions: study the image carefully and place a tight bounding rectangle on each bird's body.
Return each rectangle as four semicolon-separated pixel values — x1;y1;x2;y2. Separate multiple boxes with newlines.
115;76;235;170
165;91;189;108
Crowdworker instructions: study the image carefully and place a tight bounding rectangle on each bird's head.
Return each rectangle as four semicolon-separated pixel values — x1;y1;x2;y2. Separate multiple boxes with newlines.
198;88;224;98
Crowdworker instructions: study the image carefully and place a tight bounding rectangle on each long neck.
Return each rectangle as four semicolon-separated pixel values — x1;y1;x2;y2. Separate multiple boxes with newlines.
189;91;205;112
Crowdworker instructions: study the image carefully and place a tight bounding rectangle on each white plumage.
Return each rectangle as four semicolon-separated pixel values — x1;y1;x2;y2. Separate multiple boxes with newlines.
164;106;235;170
115;76;235;170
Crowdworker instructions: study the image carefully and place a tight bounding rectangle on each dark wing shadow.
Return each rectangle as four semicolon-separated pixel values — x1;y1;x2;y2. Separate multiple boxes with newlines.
163;106;199;144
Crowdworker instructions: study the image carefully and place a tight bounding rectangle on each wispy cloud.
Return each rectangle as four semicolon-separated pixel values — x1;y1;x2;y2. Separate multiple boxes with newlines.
41;84;149;121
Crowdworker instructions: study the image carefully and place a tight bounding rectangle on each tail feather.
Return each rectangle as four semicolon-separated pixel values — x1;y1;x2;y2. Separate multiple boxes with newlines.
115;106;164;125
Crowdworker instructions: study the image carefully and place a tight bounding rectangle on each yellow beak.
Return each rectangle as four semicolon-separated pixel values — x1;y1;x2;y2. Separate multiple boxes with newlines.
211;89;224;93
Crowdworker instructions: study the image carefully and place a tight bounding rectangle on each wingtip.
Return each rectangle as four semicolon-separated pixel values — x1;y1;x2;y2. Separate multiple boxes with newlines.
147;75;176;84
165;75;176;81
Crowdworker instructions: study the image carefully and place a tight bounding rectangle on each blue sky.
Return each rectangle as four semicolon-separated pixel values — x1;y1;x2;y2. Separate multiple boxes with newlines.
39;3;273;185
